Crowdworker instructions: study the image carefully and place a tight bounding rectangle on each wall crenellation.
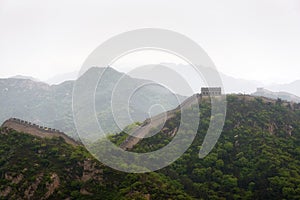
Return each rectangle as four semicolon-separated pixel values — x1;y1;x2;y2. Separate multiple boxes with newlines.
201;87;222;96
8;118;64;134
1;118;79;146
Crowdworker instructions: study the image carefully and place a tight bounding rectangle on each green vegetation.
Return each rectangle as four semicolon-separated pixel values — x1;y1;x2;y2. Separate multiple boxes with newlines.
0;129;191;199
112;95;300;199
1;95;300;199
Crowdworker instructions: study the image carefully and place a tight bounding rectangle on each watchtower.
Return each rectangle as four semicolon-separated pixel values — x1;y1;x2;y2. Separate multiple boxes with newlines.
201;87;222;96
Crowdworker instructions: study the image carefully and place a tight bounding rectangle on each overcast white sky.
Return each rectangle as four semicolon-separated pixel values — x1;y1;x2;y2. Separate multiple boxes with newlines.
0;0;299;84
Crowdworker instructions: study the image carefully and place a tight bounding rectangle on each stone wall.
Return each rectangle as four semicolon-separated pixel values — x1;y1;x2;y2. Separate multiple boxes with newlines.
201;87;222;96
1;118;79;146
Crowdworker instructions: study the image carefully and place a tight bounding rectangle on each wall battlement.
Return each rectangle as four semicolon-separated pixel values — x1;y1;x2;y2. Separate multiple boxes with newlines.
201;87;222;96
1;118;79;146
7;118;64;133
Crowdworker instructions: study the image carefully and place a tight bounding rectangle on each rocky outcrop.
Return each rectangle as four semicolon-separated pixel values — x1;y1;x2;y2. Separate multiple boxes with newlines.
81;159;103;182
0;186;12;197
24;173;44;199
268;122;278;135
5;172;24;184
43;173;60;199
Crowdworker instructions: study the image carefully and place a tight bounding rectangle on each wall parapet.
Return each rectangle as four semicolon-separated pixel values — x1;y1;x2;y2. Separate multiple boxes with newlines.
1;118;79;146
7;118;63;134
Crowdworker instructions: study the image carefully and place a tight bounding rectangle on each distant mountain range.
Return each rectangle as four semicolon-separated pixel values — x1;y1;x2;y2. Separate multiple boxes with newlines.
1;67;184;139
266;80;300;97
9;64;300;97
252;88;300;103
45;71;78;85
125;63;300;97
10;75;40;82
3;65;299;139
125;63;262;96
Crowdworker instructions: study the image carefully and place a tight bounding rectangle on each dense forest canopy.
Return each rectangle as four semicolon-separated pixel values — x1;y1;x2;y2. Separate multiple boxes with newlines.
1;95;300;199
110;95;300;199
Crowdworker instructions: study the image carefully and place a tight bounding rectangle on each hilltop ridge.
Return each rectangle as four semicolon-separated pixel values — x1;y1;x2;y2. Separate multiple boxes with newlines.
119;93;299;150
109;93;300;199
1;118;79;146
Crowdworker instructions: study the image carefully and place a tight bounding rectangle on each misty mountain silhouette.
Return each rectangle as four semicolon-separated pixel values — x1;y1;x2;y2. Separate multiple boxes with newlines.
0;67;185;139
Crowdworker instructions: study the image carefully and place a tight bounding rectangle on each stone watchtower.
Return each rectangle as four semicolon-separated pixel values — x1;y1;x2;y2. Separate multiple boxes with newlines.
201;87;222;96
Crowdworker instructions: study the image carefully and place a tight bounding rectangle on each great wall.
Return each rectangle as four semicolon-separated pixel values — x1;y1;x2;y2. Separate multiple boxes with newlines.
1;118;79;146
1;89;295;151
119;93;297;150
120;93;203;150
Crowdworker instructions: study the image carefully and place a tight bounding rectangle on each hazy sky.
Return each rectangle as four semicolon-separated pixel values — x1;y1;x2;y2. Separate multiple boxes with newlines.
0;0;299;84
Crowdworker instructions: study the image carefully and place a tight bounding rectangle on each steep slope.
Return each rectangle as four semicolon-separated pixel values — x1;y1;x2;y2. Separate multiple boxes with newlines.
111;95;300;199
0;128;192;200
119;94;201;150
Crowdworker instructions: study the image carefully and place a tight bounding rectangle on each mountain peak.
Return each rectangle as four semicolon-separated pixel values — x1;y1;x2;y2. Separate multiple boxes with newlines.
10;75;40;82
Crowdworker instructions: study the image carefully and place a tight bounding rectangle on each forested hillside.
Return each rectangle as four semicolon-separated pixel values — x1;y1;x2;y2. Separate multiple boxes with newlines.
111;95;300;199
0;128;191;200
1;95;300;199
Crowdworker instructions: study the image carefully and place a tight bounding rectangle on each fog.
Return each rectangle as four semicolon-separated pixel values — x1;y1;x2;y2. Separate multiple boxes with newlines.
0;0;299;84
